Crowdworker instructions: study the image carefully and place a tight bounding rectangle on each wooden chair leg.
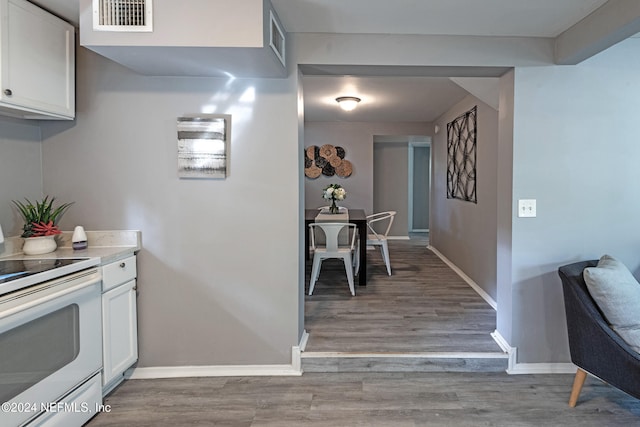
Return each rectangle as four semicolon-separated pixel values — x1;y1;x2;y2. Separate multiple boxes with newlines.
569;368;587;407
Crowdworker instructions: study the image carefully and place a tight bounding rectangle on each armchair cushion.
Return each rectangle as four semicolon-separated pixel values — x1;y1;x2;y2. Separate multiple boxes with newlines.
583;254;640;353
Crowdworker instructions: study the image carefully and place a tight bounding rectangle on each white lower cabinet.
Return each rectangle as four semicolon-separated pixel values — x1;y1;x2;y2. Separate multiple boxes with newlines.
101;256;138;395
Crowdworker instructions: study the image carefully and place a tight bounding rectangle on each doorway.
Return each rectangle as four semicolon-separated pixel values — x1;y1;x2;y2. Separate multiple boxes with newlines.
408;138;431;233
372;135;431;237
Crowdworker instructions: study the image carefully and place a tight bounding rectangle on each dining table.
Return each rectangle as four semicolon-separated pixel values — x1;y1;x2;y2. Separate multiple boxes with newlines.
305;208;368;287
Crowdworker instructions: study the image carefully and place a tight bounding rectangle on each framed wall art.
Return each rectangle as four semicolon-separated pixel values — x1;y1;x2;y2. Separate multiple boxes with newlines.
177;114;231;179
446;106;477;203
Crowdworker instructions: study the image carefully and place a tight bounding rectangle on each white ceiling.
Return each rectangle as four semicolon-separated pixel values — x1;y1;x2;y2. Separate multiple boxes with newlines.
272;0;609;122
303;75;471;122
33;0;609;38
31;0;617;122
271;0;608;38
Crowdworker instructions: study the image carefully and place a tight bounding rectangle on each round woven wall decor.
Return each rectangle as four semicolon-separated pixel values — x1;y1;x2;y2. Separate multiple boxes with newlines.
329;156;342;167
320;144;337;159
304;144;352;179
305;165;322;178
306;145;318;160
335;160;353;178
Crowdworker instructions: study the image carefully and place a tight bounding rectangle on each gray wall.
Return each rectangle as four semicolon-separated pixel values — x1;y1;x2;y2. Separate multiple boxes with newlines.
296;68;306;343
2;23;639;370
431;95;499;301
0;118;43;235
496;70;515;344
506;37;640;363
303;122;431;222
38;46;301;367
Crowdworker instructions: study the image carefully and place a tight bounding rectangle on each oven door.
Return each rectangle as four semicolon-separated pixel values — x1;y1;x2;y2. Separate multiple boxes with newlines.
0;268;102;427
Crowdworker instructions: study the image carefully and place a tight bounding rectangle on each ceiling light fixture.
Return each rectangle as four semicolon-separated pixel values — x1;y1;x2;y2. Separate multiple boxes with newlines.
336;96;361;111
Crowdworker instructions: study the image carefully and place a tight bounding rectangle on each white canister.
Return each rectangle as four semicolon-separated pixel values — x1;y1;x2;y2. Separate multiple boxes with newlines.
72;225;88;250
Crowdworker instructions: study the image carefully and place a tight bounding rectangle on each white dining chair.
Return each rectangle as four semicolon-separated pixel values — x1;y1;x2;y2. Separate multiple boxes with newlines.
315;206;349;246
364;211;396;276
308;222;358;296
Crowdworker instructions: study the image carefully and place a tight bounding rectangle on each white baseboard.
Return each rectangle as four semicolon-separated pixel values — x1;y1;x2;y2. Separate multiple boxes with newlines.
507;362;577;375
388;236;411;240
127;364;302;379
491;329;516;373
491;329;577;375
126;346;303;379
292;346;302;373
299;329;310;351
428;245;497;310
490;330;513;354
301;351;508;359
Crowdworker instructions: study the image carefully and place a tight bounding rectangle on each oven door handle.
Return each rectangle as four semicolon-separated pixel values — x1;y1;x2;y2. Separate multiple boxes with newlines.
0;269;101;320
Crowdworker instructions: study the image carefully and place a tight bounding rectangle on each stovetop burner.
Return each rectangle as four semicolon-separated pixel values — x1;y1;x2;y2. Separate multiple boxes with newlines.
0;258;90;284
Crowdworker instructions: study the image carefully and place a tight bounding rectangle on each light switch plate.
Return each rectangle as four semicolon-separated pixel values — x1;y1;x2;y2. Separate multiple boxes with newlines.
518;199;536;217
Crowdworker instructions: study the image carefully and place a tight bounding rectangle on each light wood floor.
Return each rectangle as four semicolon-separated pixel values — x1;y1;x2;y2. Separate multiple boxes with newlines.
86;235;640;425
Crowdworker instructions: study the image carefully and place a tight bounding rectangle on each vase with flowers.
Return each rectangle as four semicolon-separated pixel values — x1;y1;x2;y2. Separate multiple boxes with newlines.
322;183;346;214
13;196;73;255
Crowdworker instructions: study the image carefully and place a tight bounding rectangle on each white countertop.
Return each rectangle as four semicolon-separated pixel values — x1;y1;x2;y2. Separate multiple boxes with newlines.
54;230;141;264
0;230;141;262
0;230;141;296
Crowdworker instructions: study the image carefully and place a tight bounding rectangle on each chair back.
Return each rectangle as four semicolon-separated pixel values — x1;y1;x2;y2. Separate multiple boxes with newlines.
558;260;640;400
366;211;396;239
559;260;605;365
309;222;356;252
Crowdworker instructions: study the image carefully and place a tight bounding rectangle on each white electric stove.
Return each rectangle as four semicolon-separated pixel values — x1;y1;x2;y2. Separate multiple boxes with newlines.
0;256;100;296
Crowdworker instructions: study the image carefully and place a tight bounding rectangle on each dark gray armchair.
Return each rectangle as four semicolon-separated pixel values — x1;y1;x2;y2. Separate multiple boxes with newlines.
558;260;640;406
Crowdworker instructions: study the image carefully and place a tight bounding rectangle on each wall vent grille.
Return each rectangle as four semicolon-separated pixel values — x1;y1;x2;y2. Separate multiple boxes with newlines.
269;10;285;67
93;0;153;32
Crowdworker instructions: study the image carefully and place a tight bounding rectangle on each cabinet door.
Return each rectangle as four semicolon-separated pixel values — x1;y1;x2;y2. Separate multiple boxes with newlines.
0;0;74;119
102;280;138;389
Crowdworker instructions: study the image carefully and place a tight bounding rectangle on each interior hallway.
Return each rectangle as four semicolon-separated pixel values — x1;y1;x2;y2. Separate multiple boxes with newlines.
303;235;504;371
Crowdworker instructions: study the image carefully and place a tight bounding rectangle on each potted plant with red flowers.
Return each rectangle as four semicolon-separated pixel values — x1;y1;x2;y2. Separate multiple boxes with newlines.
12;196;73;255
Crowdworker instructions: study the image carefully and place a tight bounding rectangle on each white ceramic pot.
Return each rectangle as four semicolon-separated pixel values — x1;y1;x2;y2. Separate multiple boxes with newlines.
22;235;57;255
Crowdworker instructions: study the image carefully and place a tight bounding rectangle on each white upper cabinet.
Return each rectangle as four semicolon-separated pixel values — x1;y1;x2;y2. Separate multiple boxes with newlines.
0;0;75;120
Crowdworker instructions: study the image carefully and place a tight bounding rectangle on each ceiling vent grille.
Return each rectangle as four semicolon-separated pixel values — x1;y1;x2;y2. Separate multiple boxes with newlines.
93;0;153;32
